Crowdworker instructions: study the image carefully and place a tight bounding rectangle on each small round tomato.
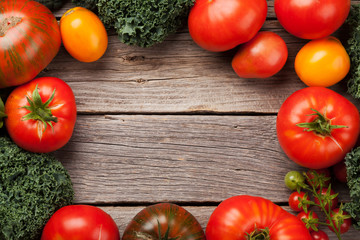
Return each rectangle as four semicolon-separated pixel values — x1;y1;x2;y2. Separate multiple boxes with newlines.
284;171;305;191
232;31;288;78
297;211;319;232
327;208;352;234
60;7;108;62
333;161;347;183
311;230;329;240
4;77;77;153
122;203;205;240
41;205;120;240
306;169;331;189
314;188;338;211
277;87;360;169
295;37;350;87
274;0;350;39
188;0;267;52
289;191;309;212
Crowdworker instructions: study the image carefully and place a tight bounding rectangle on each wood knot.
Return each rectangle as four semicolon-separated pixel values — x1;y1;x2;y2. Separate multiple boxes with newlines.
0;16;22;37
122;55;145;62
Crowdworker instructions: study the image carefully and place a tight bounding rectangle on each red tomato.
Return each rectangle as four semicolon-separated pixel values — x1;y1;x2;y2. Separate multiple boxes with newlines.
306;169;331;189
122;203;205;239
4;77;77;153
297;211;319;232
314;188;338;211
333;160;347;183
274;0;350;39
276;87;360;169
188;0;267;52
41;205;120;240
232;31;288;78
289;191;309;212
0;0;61;88
311;230;329;240
327;208;352;234
206;195;311;240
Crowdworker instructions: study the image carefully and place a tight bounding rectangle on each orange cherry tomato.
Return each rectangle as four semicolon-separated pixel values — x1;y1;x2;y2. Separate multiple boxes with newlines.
295;37;350;87
60;7;108;62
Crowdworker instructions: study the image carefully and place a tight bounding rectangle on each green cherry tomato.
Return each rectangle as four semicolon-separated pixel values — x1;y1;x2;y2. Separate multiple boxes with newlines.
285;171;305;190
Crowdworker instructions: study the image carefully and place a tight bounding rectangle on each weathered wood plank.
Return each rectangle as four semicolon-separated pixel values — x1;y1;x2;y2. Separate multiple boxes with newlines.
54;115;351;204
100;206;359;239
38;20;357;114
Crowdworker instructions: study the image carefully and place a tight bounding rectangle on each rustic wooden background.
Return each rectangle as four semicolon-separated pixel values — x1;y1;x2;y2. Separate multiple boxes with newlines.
12;0;360;238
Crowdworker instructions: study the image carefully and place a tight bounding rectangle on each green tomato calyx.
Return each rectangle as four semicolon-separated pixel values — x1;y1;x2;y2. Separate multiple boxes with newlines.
246;227;270;240
22;84;58;132
296;108;347;136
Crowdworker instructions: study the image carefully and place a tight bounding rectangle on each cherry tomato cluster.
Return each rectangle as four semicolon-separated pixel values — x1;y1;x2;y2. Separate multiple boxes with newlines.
285;169;352;239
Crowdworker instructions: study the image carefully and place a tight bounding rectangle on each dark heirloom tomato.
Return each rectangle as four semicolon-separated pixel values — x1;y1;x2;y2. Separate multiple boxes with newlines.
122;203;205;240
206;195;311;240
0;0;61;88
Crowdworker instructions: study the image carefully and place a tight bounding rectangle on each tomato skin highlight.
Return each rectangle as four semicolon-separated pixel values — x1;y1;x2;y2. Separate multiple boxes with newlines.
206;195;311;240
276;87;360;169
4;77;77;153
295;37;350;87
60;7;108;62
0;0;61;88
188;0;267;52
41;205;120;240
232;31;288;78
274;0;350;39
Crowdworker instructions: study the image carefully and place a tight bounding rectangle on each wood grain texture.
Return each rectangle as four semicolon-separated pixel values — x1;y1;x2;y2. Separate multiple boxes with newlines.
54;115;351;204
38;20;357;114
101;206;358;239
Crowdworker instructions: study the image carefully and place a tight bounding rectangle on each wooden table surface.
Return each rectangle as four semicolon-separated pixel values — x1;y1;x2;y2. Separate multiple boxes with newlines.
20;1;360;239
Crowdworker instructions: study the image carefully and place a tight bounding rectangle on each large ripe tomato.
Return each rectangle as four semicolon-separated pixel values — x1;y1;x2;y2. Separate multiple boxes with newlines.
60;7;108;62
277;87;360;169
122;203;205;240
188;0;267;52
232;31;288;78
0;0;61;88
4;77;77;153
41;205;120;240
295;37;350;87
274;0;350;39
206;195;311;240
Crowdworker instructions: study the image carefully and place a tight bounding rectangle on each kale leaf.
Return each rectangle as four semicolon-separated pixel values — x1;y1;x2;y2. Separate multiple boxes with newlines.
0;136;74;240
74;0;194;47
344;146;360;229
346;4;360;99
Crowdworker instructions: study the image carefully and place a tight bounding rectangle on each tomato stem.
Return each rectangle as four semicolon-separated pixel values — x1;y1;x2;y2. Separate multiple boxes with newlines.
246;227;270;240
296;108;347;136
21;84;58;132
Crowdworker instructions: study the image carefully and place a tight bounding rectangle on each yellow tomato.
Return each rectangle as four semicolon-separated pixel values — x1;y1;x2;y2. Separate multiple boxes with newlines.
295;37;350;87
60;7;108;62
